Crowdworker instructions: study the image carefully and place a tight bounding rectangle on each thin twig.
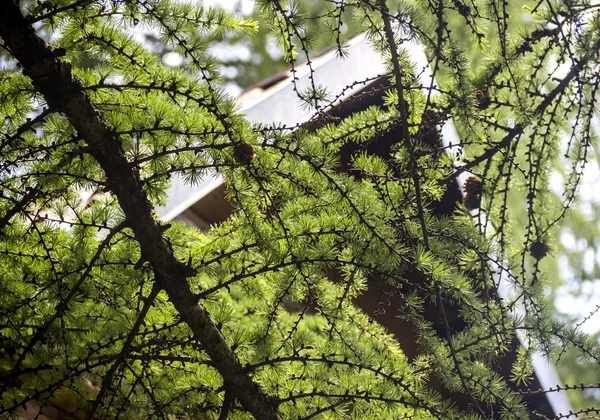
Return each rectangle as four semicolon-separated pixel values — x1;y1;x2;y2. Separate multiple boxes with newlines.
376;0;430;248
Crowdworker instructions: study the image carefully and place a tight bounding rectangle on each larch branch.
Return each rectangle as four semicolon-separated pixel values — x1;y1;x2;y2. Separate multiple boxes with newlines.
0;2;279;419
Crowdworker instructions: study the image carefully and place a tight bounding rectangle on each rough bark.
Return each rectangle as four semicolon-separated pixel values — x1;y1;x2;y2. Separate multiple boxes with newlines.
0;1;279;418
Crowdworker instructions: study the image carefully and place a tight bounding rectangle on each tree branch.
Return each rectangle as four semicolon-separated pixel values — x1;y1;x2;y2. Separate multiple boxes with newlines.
0;2;279;419
443;50;596;183
376;0;430;248
88;282;161;417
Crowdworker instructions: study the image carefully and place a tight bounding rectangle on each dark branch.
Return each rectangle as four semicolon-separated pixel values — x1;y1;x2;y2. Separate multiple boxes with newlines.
443;49;597;182
0;2;279;419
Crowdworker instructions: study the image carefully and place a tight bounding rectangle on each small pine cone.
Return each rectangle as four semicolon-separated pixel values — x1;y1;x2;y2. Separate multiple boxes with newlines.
474;89;491;110
529;241;549;260
463;176;483;196
462;193;481;210
233;141;256;166
421;109;440;125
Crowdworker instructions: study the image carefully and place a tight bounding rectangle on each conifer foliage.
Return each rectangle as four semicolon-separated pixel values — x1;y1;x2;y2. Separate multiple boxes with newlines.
0;0;599;419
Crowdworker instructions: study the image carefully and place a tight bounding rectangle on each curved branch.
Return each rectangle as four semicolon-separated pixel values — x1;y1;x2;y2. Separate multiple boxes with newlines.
0;2;279;419
443;48;598;182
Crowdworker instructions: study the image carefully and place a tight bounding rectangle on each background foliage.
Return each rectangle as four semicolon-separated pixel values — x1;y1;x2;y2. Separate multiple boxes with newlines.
1;0;599;418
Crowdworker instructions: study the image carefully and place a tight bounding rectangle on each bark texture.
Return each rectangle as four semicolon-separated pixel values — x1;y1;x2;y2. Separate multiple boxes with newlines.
0;2;279;418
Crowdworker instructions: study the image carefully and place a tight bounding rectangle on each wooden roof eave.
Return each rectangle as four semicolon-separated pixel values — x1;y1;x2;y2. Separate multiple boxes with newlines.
156;33;403;221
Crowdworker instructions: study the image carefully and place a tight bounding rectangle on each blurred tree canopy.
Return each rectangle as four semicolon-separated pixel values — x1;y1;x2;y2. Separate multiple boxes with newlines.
1;0;600;418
